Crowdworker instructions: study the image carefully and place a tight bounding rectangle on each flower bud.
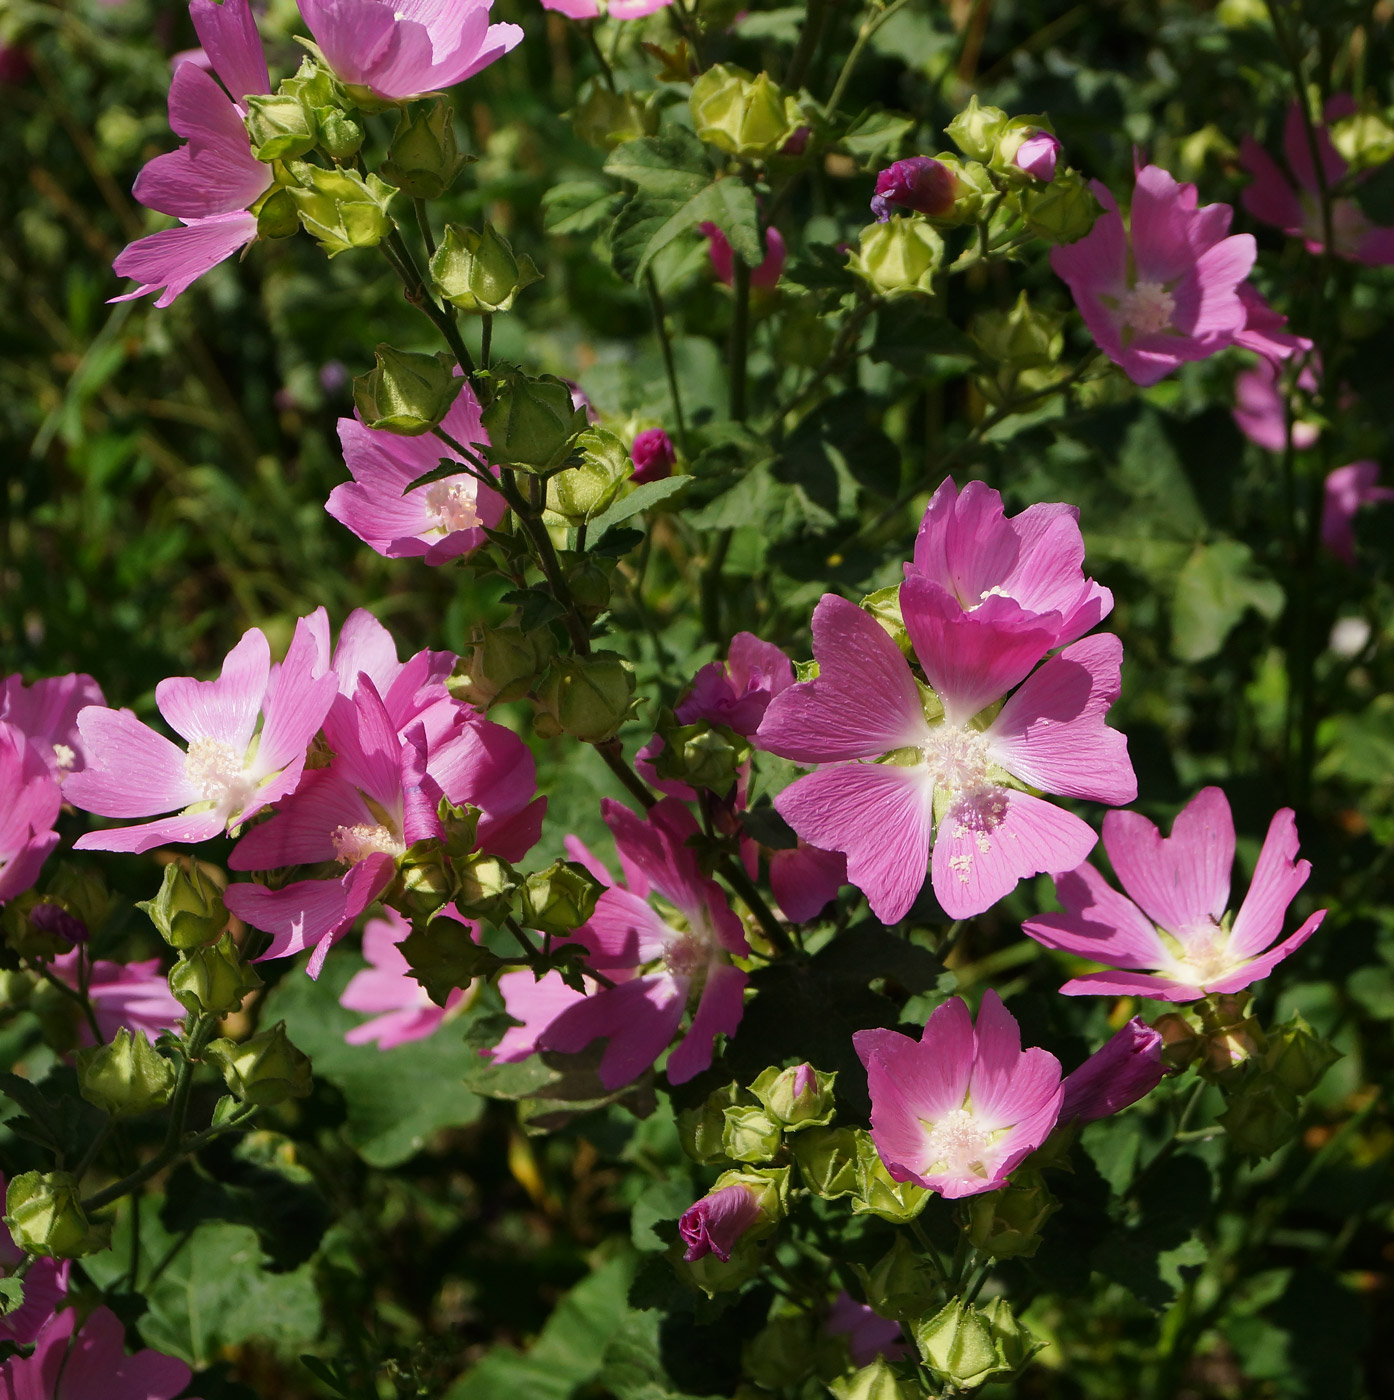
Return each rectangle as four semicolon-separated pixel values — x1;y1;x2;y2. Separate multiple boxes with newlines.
255;186;301;240
870;157;959;222
451;851;519;923
743;1314;815;1391
394;841;453;919
678;1166;789;1296
851;1131;930;1222
828;1357;922;1400
533;653;637;744
204;1021;312;1106
997;123;1061;183
318;108;364;162
1153;1011;1203;1070
721;1103;783;1163
5;1172;110;1259
854;1233;940;1323
1020;169;1101;244
288;167;396;256
480;370;589;473
453;624;556;709
138;861;228;950
1263;1013;1342;1095
678;1081;748;1165
652;717;749;795
400;915;502;1006
353;344;464;436
563;556;612;620
545;427;629;523
945;96;1010;163
43;866;109;938
519;860;604;937
571;77;657;149
2;895;83;962
168;932;263;1017
850;217;944;299
436;798;481;861
1217;1071;1300;1158
690;64;801;160
750;1062;836;1131
961;1165;1058;1258
914;1297;1039;1390
791;1124;860;1198
381;98;465;199
280;55;342;112
244;92;319;162
77;1026;176;1117
971;291;1064;372
1060;1018;1166;1124
1198;993;1265;1081
0;968;35;1012
630;427;675;484
1330;103;1394;173
430;222;542;315
679;1181;764;1262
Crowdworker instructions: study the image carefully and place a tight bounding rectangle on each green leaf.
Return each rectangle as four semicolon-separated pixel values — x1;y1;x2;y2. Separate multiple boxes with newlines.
840;107;915;169
598;1308;729;1400
589;475;691;539
1170;539;1284;662
604;131;710;197
543;180;625;236
610;178;761;285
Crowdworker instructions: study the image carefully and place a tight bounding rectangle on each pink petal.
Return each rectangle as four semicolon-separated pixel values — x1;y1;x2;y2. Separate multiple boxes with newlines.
603;798;710;926
1238;134;1305;234
1168;235;1255;339
110;211;258;308
477;796;547;863
1130;165;1206;285
769;842;846;923
323;682;406;812
493;968;591;1062
575;887;672;969
1023;861;1171;969
1058;968;1203;1001
666;960;747;1084
968;990;1063;1130
1202;909;1325;994
1226;806;1310;959
429;718;537;820
332;608;404;699
563;834;613;888
65;707;198;817
227;769;366;871
190;0;270;99
910;479;1020;612
1282;100;1346;198
72;808;226;855
297;0;399;88
155;626;269;750
540;972;687;1090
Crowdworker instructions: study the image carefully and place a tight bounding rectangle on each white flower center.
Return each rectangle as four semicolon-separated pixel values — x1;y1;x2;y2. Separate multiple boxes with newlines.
330;823;405;865
424;478;482;535
663;923;711;980
922;1106;993;1179
52;744;76;771
1167;921;1234;986
922;723;994;797
1120;280;1175;334
184;737;252;810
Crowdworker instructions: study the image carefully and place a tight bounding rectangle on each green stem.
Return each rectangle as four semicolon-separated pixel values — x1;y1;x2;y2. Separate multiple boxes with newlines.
596;740;657;809
481;313;493;370
412;196;437;259
784;0;830;91
824;0;911;116
699;529;732;643
382;230;476;376
505;917;542;959
719;855;794;956
728;254;751;423
33;961;104;1047
645;271;689;455
583;21;617;91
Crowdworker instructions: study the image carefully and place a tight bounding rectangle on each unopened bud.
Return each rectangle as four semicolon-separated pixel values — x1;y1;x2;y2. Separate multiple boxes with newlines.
545;426;629;523
452;851;519;922
1198;993;1265;1081
850;217;944;299
792;1124;859;1198
1263;1013;1342;1095
1020;168;1101;244
851;1132;930;1222
480;370;589;473
519;860;604;937
138;861;227;949
563;556;612;620
630;427;675;484
318;108;364;162
2;895;82;962
169;932;262;1017
1153;1011;1203;1071
828;1357;923;1400
436;799;481;861
453;624;555;708
430;222;541;315
750;1062;836;1131
914;1297;1040;1390
652;717;749;794
971;291;1064;371
5;1172;109;1259
382;98;465;199
204;1021;312;1106
353;344;464;436
255;186;301;240
1330;103;1394;173
1218;1070;1300;1158
945;96;1009;163
996;121;1061;183
533;653;637;744
961;1166;1058;1258
394;841;453;919
690;64;801;160
244;92;319;162
43;866;109;938
400;915;502;1006
855;1233;940;1323
722;1103;783;1163
288;166;396;256
870;156;959;222
678;1081;748;1165
572;78;656;149
77;1026;176;1117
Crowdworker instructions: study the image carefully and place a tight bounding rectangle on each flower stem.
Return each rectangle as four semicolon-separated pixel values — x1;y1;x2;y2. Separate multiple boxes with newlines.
646;270;689;455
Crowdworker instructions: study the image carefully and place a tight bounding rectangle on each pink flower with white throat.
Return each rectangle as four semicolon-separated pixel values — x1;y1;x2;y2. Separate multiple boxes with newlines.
65;617;337;854
1023;787;1326;1001
1050;164;1258;386
340;909;469;1048
298;0;523;102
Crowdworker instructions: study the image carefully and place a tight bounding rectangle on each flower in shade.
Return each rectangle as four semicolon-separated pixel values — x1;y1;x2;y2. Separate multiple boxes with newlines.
870;157;959;222
0;1305;192;1400
826;1293;908;1367
327;374;506;565
630;427;676;485
534;800;750;1088
298;0;523;102
50;951;184;1044
1058;1017;1165;1123
1050;164;1258;386
1234;283;1313;364
679;1182;763;1262
541;0;673;16
701;222;785;289
1;672;106;780
1013;130;1061;182
1022;786;1327;1001
1321;461;1394;566
0;1175;69;1345
340;909;469;1048
1232;359;1320;454
111;0;271;307
0;722;61;907
66;616;337;854
755;576;1134;923
1240;98;1394;267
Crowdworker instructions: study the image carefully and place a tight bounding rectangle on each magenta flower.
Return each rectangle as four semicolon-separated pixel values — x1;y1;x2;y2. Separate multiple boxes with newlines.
826;1293;908;1367
326;376;506;565
1240;99;1394;267
111;0;271;307
537;800;750;1088
1234;283;1313;364
1023;787;1326;1001
0;723;62;907
1;672;106;780
1232;360;1320;454
66;618;337;854
1059;1017;1165;1123
341;909;468;1048
50;951;184;1045
0;1305;192;1400
298;0;523;102
1321;462;1394;566
755;579;1134;923
489;967;595;1063
870;157;958;222
1050;164;1257;386
701;223;785;289
630;427;676;485
0;1177;69;1345
679;1183;763;1262
1013;130;1061;182
768;841;846;924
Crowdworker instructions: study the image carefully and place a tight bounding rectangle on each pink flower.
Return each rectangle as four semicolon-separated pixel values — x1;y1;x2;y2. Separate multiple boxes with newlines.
542;0;673;17
0;723;62;906
679;1182;763;1262
701;223;785;289
340;909;468;1048
1023;787;1327;1001
489;967;595;1063
0;1305;193;1400
826;1293;908;1367
1058;1017;1165;1123
1233;283;1312;364
0;1177;69;1345
326;375;506;565
755;579;1134;923
536;800;750;1088
66;617;337;854
1232;359;1320;454
1;672;106;780
870;157;958;222
111;0;271;307
1050;164;1257;386
1321;461;1394;566
768;841;846;924
298;0;523;102
1240;99;1394;267
50;950;184;1044
630;428;675;485
1013;130;1061;182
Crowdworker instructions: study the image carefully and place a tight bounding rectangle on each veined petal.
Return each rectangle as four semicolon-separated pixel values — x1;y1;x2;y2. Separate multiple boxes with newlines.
65;707;199;817
667;961;747;1084
1023;862;1171;970
156;627;270;750
1226;806;1310;959
110;211;259;309
191;0;271;99
540;972;687;1090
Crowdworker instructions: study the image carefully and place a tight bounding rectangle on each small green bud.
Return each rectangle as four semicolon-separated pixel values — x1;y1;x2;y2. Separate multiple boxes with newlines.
353;344;464;436
690;64;801;160
854;1232;940;1322
480;370;589;473
430;221;542;315
381;98;465;199
394;841;453;919
452;624;556;708
828;1357;924;1400
5;1172;110;1259
244;92;319;162
1263;1013;1342;1095
914;1297;1039;1390
563;556;612;621
1153;1011;1203;1071
678;1081;749;1165
750;1062;836;1131
288;166;396;255
791;1124;859;1198
280;56;342;111
851;1131;930;1222
519;860;604;937
318;108;364;162
533;652;637;744
545;427;628;523
712;1164;790;1224
1197;992;1266;1082
204;1021;312;1106
452;851;519;922
437;799;482;861
961;1165;1058;1259
0;969;35;1012
850;217;944;299
400;915;502;1006
945;96;1009;163
1218;1071;1301;1158
743;1314;815;1390
138;861;228;949
77;1026;176;1117
169;932;263;1017
1330;102;1394;173
652;716;749;795
571;77;657;149
255;186;301;240
971;290;1064;370
680;1229;770;1295
722;1103;783;1163
1020;168;1101;244
860;585;913;657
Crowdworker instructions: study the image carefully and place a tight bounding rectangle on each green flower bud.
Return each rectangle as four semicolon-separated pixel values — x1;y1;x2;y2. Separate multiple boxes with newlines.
5;1172;110;1259
678;1081;749;1166
961;1165;1058;1259
1198;992;1266;1082
77;1026;176;1117
533;652;637;744
860;585;913;657
545;426;629;523
791;1124;859;1198
914;1296;1039;1390
851;1131;930;1222
400;915;502;1007
204;1021;312;1107
680;1229;770;1296
430;221;542;315
652;716;749;795
1218;1071;1301;1158
828;1357;924;1400
722;1103;783;1163
571;77;657;150
280;55;343;112
563;556;612;621
850;217;944;299
743;1314;815;1390
1153;1011;1203;1071
436;798;481;861
353;344;464;436
854;1232;940;1323
750;1062;836;1131
481;370;589;473
1263;1013;1342;1095
395;841;453;919
946;96;1010;163
452;851;519;922
452;624;556;708
1020;169;1101;244
244;92;319;162
381;98;466;199
255;186;301;240
711;1165;790;1224
923;156;996;226
288;167;396;256
1330;102;1394;173
138;861;228;950
318;108;365;162
971;291;1064;370
168;932;263;1017
519;860;605;937
0;969;35;1012
690;64;802;160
